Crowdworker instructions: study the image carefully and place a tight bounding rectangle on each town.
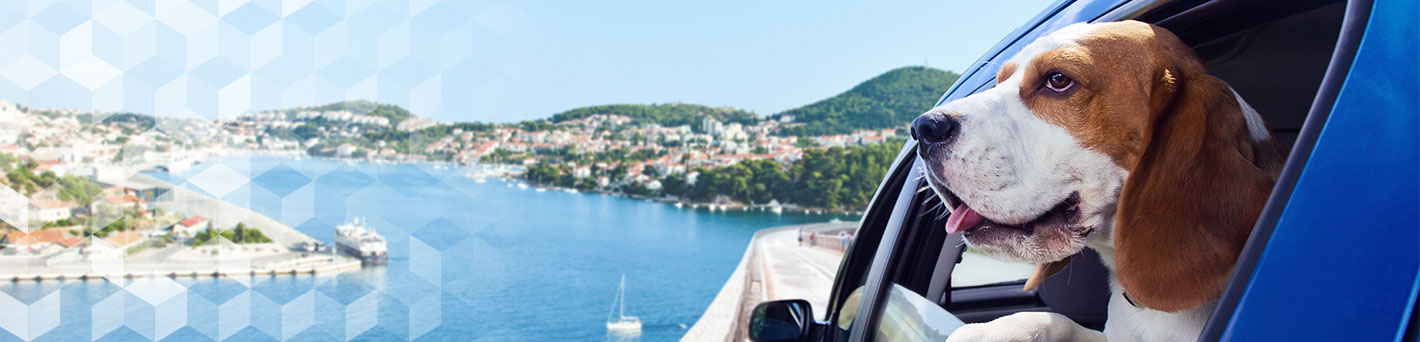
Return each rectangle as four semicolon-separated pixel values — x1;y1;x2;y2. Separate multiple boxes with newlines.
0;96;904;265
223;102;898;199
0;100;360;278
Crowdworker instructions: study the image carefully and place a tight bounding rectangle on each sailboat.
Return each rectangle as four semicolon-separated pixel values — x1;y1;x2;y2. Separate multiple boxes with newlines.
606;275;642;335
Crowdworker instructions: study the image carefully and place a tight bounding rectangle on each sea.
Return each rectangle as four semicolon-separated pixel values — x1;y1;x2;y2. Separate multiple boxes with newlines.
0;155;854;341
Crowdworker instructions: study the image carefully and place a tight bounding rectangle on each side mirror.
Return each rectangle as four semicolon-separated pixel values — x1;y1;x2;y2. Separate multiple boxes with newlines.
748;299;813;342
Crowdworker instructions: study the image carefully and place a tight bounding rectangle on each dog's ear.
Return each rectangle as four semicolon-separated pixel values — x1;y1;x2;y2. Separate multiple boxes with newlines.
1113;30;1279;312
1023;254;1075;291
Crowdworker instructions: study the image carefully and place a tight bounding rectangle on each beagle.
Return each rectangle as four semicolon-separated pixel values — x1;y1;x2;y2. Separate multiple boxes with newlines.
914;21;1286;341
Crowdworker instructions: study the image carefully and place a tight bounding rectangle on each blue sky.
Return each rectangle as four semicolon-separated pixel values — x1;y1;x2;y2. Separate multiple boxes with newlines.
0;0;1054;123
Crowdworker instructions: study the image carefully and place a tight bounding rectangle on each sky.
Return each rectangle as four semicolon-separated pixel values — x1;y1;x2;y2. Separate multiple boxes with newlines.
0;0;1056;123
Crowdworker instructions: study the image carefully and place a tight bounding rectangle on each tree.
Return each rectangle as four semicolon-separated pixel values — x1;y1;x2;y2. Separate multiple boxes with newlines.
771;67;960;136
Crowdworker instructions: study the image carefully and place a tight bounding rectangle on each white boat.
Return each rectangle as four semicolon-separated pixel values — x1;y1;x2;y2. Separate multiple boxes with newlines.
474;177;487;183
517;183;529;189
535;188;547;192
606;275;642;335
334;217;388;264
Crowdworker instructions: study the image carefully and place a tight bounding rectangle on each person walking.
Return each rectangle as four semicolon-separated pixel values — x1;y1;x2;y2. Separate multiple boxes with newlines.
797;227;804;246
810;231;817;247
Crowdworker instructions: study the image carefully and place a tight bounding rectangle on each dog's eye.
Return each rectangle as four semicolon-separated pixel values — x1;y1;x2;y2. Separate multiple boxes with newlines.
1045;73;1073;93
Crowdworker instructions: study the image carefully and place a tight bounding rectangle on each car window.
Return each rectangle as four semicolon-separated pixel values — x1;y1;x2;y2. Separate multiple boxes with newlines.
837;286;866;331
951;248;1035;287
875;284;966;341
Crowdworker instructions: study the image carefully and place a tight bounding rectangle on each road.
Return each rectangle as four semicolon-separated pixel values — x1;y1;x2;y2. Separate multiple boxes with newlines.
756;226;850;320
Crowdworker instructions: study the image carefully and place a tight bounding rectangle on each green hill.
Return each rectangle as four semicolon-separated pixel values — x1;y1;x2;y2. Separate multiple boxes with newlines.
770;66;960;136
549;103;759;132
305;100;413;122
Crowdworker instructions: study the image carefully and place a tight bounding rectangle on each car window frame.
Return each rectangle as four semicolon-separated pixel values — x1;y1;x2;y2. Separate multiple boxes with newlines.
822;141;920;341
846;156;926;342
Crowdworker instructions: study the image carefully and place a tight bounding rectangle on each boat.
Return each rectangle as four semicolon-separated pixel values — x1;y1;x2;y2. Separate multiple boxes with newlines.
517;183;529;189
334;217;388;264
606;275;642;335
474;177;487;183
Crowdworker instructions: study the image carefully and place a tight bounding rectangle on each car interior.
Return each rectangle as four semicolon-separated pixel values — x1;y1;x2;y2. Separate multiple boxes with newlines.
830;0;1353;336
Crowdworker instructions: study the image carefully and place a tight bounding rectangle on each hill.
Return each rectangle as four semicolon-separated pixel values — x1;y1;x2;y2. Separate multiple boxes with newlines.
305;100;413;122
769;66;960;136
549;103;759;132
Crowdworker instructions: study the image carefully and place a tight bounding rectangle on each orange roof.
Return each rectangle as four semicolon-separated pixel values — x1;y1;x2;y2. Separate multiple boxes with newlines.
31;200;75;209
104;231;143;247
2;229;83;248
102;195;146;204
178;216;207;227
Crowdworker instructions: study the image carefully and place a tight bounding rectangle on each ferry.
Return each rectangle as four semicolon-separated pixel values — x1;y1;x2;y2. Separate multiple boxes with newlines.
334;217;388;264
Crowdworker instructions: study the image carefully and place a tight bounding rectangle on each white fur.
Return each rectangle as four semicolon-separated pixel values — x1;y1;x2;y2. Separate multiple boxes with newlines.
929;22;1250;342
1232;88;1270;141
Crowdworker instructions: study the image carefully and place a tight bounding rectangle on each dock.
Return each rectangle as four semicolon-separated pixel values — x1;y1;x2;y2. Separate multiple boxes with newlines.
0;173;364;283
0;256;361;282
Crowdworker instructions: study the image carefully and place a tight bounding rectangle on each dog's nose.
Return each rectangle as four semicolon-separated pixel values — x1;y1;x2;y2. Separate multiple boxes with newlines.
911;112;959;145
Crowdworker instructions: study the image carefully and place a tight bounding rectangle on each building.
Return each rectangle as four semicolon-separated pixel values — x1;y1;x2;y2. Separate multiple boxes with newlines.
172;216;209;236
94;194;148;216
1;229;83;255
29;200;74;222
104;230;145;251
337;144;357;157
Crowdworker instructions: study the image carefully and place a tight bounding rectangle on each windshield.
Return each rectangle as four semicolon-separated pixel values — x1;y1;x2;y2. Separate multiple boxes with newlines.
0;1;1051;340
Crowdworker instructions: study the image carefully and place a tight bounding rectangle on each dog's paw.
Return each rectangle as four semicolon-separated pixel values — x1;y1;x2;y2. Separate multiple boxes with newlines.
946;312;1100;342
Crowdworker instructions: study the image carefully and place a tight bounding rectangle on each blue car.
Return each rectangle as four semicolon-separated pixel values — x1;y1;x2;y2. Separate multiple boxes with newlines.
747;0;1417;340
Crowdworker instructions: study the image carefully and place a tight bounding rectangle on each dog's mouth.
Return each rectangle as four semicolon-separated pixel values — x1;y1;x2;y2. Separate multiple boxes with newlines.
941;190;1082;236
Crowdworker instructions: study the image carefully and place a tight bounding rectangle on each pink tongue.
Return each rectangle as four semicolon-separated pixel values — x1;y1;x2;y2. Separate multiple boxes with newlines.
945;205;985;234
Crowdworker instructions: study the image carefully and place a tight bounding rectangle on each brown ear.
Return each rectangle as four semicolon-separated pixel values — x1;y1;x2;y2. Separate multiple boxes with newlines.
1113;44;1280;312
1023;254;1076;291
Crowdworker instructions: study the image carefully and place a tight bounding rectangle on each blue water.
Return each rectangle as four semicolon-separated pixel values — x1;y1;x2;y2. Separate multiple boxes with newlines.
0;155;851;341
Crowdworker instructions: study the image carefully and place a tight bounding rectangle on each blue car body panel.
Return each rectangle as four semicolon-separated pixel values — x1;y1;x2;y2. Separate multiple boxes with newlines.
1219;0;1419;340
935;0;1419;339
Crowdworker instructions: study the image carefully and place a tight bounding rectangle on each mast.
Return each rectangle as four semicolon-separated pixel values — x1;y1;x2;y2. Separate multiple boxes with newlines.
619;275;626;319
608;275;622;323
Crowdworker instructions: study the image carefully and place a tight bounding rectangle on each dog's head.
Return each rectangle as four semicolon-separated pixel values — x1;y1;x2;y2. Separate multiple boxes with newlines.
915;21;1283;312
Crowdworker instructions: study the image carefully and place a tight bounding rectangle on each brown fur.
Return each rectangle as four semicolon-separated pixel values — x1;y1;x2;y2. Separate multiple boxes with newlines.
1019;21;1284;312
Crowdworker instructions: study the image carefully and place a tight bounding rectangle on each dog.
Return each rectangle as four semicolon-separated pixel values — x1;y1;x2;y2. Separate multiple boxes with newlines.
913;21;1286;341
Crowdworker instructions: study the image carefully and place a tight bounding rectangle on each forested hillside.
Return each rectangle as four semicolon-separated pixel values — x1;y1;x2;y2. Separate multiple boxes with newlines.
550;103;759;132
771;66;959;136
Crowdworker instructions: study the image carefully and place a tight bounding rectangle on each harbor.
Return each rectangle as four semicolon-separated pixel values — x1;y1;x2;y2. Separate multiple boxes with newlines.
0;172;371;282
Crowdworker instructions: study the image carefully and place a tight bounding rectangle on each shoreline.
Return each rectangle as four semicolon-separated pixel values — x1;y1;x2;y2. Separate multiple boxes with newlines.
0;172;363;283
249;148;869;216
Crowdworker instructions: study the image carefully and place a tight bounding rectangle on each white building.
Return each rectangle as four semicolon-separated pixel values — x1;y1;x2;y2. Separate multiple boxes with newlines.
29;201;73;222
173;216;209;236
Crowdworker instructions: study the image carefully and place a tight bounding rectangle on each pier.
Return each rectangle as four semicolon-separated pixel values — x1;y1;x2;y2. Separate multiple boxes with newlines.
0;173;364;283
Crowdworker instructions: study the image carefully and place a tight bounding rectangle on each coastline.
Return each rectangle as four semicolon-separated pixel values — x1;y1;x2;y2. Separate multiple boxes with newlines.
521;181;867;216
0;171;362;282
254;147;868;216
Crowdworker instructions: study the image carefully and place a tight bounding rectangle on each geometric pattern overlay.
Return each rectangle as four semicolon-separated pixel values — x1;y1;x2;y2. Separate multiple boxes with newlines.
0;0;512;121
0;152;496;341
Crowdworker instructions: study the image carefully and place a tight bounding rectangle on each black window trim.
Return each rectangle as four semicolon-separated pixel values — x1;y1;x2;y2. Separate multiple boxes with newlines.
847;154;926;342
